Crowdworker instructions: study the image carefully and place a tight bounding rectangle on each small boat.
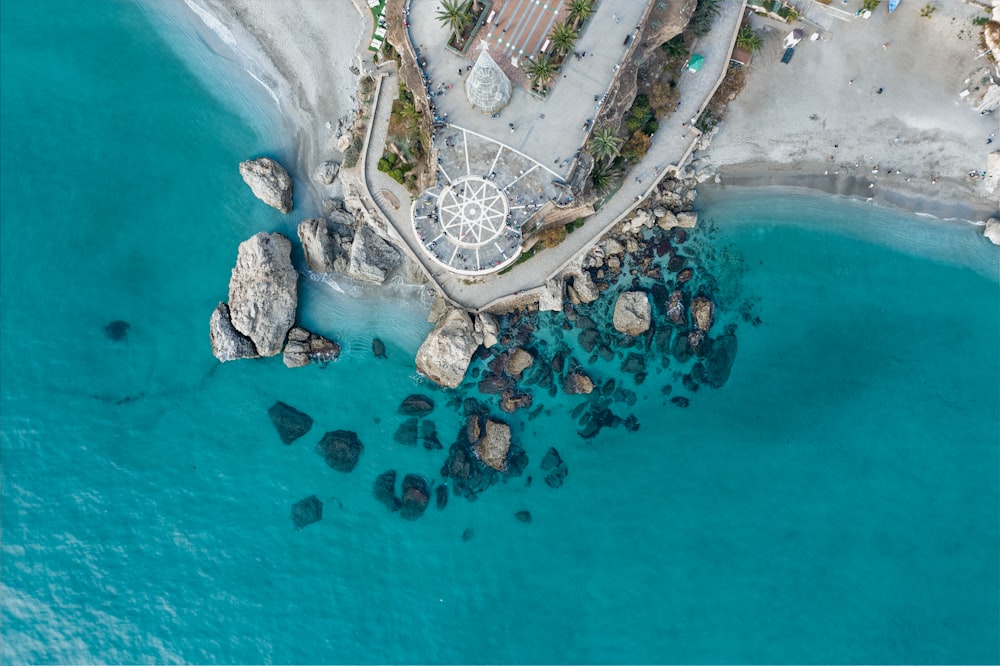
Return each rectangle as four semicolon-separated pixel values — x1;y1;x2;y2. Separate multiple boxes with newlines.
888;0;900;12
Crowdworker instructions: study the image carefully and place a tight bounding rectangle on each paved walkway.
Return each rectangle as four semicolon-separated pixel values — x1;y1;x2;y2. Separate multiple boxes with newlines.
363;0;747;311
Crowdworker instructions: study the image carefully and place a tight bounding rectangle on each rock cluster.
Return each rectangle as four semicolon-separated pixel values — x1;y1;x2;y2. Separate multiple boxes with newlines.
441;402;527;500
210;233;298;361
283;327;341;368
239;157;293;213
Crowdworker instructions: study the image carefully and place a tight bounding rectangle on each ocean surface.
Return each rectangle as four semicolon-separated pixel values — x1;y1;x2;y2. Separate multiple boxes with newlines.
1;2;998;664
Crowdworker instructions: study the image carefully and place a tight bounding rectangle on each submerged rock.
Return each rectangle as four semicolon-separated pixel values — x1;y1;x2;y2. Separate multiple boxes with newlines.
104;320;130;342
436;484;448;510
613;291;651;336
704;332;738;388
499;390;533;414
398;394;435;417
545;465;568;488
239;157;293;213
415;308;478;389
393;418;419;446
514;510;532;523
209;302;259;362
291;495;323;529
226;232;298;358
421;419;442;450
372;337;387;359
374;470;401;512
540;447;563;470
268;401;314;445
316;430;364;472
400;474;430;520
462;528;476;542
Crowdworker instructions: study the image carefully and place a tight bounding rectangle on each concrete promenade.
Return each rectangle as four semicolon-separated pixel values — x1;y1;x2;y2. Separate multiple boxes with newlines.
358;0;747;312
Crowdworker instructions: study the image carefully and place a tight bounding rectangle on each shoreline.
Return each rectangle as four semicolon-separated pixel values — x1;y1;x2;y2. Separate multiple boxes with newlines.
704;162;998;226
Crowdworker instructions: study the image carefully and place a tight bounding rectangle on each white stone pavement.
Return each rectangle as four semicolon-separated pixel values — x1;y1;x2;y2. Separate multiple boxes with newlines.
360;0;747;311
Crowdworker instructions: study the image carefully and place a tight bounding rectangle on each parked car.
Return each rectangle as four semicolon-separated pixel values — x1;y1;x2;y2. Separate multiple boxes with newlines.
781;47;795;64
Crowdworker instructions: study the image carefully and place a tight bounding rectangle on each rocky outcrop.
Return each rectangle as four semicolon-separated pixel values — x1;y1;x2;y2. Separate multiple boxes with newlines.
613;291;651;336
239;157;293;213
313;160;341;185
267;401;313;445
567;270;599;304
690;297;714;332
563;371;595;394
209;302;259;362
676;211;698;228
348;223;400;283
415;308;479;388
475;312;499;348
316;430;364;472
539;279;564;311
666;290;686;325
505;348;534;379
985;218;1000;246
226;233;298;357
374;470;401;512
474;419;511;471
283;326;341;367
298;218;340;273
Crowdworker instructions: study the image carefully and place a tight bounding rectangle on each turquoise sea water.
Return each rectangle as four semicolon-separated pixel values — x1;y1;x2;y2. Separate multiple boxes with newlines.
2;2;998;663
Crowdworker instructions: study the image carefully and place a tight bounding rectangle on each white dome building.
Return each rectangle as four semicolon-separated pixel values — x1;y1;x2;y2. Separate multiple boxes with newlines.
464;45;512;114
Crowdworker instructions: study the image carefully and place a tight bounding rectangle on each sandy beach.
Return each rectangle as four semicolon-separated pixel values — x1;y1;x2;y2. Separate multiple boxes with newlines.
185;0;997;226
704;1;999;223
187;0;369;203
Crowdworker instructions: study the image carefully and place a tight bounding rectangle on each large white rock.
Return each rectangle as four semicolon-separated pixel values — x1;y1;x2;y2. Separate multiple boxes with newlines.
676;211;698;228
475;312;499;348
297;218;339;273
209;302;259;362
984;218;1000;246
312;160;341;185
415;308;478;389
613;291;651;336
227;232;298;357
348;223;400;283
569;270;600;303
538;279;564;311
239;157;293;213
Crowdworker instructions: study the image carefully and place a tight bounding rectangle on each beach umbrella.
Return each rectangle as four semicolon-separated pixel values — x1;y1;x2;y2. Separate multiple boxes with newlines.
687;53;704;72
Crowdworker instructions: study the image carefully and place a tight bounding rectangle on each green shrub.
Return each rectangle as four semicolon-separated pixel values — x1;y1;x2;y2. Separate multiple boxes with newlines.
566;218;586;233
643;118;659;135
626;115;643;133
634;94;649;109
388;168;405;183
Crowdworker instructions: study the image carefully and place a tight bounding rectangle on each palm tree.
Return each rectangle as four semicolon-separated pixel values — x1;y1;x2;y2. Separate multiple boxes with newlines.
588;126;623;163
689;0;721;36
525;55;557;91
735;25;763;52
590;161;621;194
436;0;472;36
549;21;578;56
567;0;595;28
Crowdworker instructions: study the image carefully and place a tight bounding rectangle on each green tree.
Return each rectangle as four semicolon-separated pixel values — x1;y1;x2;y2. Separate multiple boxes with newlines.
567;0;596;28
689;0;721;36
661;34;688;58
436;0;472;36
549;21;578;56
590;161;621;194
525;54;557;90
862;0;881;10
588;126;623;163
735;25;763;52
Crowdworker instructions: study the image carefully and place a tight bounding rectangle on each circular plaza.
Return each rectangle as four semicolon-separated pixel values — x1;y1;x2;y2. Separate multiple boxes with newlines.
413;174;522;275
